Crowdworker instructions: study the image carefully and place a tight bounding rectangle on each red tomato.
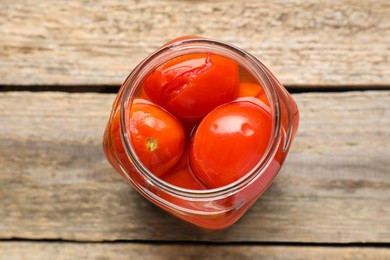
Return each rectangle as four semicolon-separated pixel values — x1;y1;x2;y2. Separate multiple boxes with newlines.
163;168;204;190
143;53;239;121
161;145;204;189
190;101;272;188
128;99;185;177
238;82;270;106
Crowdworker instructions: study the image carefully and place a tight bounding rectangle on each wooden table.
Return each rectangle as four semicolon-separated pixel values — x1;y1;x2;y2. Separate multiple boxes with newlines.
1;1;389;259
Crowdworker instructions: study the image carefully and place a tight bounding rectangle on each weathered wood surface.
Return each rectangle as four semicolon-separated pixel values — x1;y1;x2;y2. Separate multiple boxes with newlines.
1;0;390;87
1;242;389;260
0;91;389;243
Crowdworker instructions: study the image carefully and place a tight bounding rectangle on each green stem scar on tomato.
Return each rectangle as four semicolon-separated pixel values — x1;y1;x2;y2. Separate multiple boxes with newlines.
143;53;240;121
190;100;272;188
146;138;158;152
128;99;185;177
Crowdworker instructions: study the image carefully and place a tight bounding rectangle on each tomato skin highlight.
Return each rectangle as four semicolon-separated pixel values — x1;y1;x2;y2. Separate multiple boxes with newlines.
143;54;240;121
129;99;185;177
190;101;272;188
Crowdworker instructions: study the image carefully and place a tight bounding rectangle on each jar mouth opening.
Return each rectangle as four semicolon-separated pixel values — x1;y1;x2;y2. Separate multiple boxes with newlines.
120;38;281;199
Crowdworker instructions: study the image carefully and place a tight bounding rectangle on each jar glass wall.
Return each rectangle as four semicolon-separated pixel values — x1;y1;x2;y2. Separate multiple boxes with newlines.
103;38;299;229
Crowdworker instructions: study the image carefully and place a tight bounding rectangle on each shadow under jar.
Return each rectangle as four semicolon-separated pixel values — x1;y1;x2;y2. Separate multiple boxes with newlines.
103;37;299;230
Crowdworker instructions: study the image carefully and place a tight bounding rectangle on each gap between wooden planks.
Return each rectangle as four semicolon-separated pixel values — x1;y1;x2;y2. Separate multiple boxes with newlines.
0;91;389;243
1;0;390;86
0;242;390;260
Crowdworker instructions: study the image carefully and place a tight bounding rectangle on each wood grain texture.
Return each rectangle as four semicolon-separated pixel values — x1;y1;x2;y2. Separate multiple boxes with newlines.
1;242;390;260
1;0;390;87
0;91;389;242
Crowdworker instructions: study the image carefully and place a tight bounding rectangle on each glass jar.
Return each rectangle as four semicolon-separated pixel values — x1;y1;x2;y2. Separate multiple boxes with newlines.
103;38;299;229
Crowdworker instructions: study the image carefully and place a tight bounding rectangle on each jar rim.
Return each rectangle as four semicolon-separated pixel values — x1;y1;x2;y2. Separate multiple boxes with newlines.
120;38;282;199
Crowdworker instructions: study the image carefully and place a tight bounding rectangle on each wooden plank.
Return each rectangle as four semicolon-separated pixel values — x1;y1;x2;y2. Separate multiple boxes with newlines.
1;242;390;260
0;91;389;242
1;0;390;87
